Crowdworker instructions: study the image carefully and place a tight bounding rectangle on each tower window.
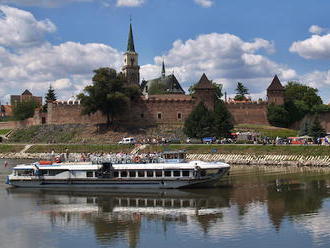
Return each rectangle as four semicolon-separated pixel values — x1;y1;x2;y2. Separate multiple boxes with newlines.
141;113;144;118
177;113;182;119
157;113;162;119
130;58;135;66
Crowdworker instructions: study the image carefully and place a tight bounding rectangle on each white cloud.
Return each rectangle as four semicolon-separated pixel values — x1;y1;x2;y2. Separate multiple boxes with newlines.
194;0;213;8
116;0;144;7
290;26;330;59
0;5;56;47
309;25;328;35
140;33;295;97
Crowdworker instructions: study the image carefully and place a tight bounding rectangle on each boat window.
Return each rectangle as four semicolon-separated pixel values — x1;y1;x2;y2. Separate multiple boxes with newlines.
173;170;180;177
146;170;153;177
182;171;190;177
200;170;206;177
86;171;94;178
129;171;136;177
164;171;171;177
113;171;119;177
16;169;34;176
138;171;145;177
155;170;162;177
121;171;128;177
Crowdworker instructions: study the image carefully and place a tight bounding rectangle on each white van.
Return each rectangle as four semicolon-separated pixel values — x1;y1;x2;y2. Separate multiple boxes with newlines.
118;137;136;144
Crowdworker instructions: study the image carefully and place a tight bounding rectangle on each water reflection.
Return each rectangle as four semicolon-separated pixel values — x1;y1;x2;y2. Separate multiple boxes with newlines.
3;166;330;248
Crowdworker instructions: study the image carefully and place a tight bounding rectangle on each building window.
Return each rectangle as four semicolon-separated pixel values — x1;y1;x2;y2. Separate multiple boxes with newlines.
157;113;162;119
177;113;182;119
141;113;144;118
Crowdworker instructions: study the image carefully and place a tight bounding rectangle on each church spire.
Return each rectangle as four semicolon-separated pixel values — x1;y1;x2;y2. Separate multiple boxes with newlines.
127;23;135;52
161;60;165;77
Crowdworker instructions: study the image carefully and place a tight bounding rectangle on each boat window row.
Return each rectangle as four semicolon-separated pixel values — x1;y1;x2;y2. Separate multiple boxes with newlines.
88;169;193;178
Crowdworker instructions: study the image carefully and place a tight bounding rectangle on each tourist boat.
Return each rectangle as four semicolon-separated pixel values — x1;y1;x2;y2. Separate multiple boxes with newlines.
6;151;230;189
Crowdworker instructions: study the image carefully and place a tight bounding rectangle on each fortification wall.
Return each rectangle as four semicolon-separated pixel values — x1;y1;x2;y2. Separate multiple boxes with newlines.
47;102;106;125
226;102;269;125
130;98;195;126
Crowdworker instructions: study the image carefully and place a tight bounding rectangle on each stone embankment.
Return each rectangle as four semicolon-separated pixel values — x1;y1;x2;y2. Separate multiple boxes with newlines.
1;152;330;167
188;154;330;167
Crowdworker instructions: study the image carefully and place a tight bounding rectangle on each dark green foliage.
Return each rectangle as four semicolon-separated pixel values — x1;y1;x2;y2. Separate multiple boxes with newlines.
77;67;141;126
12;100;38;121
308;116;326;139
213;100;234;138
267;104;290;127
285;82;322;108
299;119;310;136
267;82;325;127
184;101;233;139
183;102;215;139
234;82;249;101
45;85;57;102
43;85;57;112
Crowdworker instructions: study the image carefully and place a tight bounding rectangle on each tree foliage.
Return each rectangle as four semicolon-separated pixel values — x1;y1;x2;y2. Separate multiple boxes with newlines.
267;103;290;127
267;82;325;127
45;85;57;102
234;82;249;101
77;67;141;126
183;100;233;139
308;115;326;139
12;100;38;121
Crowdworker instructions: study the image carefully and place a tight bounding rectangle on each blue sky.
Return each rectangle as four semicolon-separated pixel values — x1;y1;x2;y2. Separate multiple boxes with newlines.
0;0;330;103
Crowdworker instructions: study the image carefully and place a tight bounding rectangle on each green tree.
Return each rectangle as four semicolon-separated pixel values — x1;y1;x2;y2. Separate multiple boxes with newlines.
299;118;310;136
267;103;290;127
45;85;57;102
308;115;326;140
234;82;249;101
43;85;57;112
12;100;38;120
183;102;215;138
213;100;233;138
77;67;141;126
285;82;322;108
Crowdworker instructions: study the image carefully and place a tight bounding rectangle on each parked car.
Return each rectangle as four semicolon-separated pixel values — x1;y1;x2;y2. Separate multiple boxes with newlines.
202;137;216;144
118;137;136;144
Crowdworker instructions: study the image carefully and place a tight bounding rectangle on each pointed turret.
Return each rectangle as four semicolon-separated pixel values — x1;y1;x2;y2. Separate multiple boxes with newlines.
267;75;285;105
127;23;135;52
122;22;140;86
194;73;216;111
161;60;165;77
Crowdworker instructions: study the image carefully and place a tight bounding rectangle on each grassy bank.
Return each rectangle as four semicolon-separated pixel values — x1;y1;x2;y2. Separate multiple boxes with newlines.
144;144;330;156
0;144;24;153
26;144;133;153
0;129;11;135
234;124;298;138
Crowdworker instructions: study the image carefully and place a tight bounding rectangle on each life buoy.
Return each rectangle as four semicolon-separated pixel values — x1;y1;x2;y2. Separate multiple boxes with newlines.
133;156;141;163
55;157;61;163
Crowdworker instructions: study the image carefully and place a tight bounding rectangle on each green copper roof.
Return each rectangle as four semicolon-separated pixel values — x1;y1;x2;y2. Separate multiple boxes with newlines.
127;23;135;52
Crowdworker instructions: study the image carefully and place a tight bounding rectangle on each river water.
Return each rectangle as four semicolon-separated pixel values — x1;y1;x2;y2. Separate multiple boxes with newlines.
1;159;330;248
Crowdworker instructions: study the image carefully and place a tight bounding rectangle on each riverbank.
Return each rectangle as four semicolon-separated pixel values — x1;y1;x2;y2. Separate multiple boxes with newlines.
1;150;330;167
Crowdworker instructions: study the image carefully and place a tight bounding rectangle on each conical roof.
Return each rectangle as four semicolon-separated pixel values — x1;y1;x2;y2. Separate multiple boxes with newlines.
22;89;32;95
195;73;214;89
267;75;284;91
127;23;135;52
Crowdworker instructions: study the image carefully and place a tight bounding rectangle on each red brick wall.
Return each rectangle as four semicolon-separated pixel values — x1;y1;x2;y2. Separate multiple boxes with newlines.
226;103;269;125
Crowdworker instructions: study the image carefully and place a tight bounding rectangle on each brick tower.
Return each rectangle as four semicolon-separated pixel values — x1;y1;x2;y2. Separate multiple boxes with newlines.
194;73;216;111
267;75;285;105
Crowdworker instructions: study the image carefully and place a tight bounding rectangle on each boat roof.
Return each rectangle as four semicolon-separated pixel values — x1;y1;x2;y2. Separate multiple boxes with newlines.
13;161;229;170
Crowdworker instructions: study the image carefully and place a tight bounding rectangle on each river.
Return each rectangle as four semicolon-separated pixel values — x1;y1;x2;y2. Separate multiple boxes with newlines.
1;159;330;248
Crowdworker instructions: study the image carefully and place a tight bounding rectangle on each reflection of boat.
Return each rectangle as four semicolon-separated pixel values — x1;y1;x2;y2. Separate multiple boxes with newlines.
6;151;230;189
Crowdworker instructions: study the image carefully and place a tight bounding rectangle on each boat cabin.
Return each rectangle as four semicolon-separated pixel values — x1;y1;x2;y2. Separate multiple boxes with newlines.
161;150;186;163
